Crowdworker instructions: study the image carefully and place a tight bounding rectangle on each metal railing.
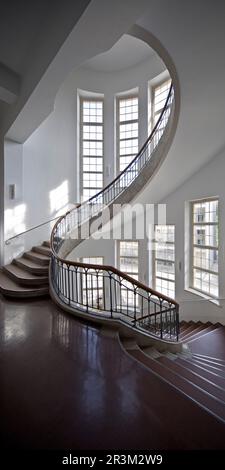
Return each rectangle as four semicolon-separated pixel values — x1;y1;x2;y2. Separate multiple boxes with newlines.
50;84;179;341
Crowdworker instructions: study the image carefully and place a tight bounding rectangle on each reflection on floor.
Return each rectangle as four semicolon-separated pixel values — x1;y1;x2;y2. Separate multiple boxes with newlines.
0;296;225;449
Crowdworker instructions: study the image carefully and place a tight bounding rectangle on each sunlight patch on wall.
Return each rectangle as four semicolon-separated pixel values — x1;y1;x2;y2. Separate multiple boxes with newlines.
49;180;69;216
4;203;26;238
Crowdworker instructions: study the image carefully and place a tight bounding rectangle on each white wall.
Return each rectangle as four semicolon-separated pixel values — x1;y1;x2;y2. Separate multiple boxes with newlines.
3;47;164;263
160;147;225;324
4;139;24;263
11;51;164;256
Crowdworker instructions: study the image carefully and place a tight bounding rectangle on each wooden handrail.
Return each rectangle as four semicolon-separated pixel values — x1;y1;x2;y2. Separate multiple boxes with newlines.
52;255;179;306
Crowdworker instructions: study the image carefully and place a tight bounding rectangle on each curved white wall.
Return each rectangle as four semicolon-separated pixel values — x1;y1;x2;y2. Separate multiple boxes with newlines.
4;49;166;262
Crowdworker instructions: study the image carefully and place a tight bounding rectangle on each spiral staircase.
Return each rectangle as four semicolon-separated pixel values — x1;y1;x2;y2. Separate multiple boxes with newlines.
49;84;181;343
1;84;179;342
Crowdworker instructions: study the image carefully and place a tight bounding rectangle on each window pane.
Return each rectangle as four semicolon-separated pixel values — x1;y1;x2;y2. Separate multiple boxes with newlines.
154;226;175;298
120;241;138;257
155;260;175;281
153;79;171;125
193;247;218;273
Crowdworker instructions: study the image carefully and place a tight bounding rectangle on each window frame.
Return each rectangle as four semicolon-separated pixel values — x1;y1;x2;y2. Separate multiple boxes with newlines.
151;78;171;131
117;240;139;308
80;96;104;201
116;93;139;175
190;197;219;300
153;225;176;299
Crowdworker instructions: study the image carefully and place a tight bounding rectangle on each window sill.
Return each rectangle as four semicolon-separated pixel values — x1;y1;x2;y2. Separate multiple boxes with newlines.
184;288;221;307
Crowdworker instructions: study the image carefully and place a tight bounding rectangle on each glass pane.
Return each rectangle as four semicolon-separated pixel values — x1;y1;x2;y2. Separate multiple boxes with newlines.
193;268;218;297
193;200;218;224
156;260;175;281
193;247;218;273
193;225;218;247
120;241;138;257
155;278;175;298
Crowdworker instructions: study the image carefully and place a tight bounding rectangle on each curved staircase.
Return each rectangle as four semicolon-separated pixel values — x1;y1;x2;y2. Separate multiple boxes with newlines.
0;241;50;297
49;84;180;342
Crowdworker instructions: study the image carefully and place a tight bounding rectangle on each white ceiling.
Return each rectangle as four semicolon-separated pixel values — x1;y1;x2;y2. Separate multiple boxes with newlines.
84;34;155;73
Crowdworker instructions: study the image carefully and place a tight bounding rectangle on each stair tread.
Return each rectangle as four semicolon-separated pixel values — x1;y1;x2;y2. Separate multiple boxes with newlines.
15;257;49;271
26;250;50;261
4;264;48;282
0;270;48;293
24;251;50;266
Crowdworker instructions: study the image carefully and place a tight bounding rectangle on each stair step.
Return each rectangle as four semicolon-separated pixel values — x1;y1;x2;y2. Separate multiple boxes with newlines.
158;356;225;402
43;241;50;248
193;353;225;366
14;257;49;275
122;338;139;350
33;245;51;257
190;358;225;377
179;324;205;339
176;357;225;390
180;325;219;343
0;270;48;298
163;351;178;361
24;250;50;266
179;324;213;341
142;347;162;359
3;264;48;287
192;355;225;370
130;349;225;423
181;357;225;380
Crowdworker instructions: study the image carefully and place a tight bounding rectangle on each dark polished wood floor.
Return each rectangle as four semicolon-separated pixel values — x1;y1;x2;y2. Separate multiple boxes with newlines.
1;296;225;450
